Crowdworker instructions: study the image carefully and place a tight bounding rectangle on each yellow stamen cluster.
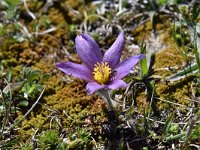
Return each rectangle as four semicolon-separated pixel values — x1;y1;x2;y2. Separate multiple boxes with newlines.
93;62;111;84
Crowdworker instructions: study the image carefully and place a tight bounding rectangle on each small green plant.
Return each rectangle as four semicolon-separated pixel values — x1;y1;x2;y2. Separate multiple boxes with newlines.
0;0;20;20
21;144;33;150
3;67;49;107
0;0;24;43
20;67;49;100
38;130;61;150
0;67;48;148
67;128;91;149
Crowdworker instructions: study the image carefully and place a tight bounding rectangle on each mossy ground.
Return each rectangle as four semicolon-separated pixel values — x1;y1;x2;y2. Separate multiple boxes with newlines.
0;0;199;149
0;1;110;148
132;17;197;110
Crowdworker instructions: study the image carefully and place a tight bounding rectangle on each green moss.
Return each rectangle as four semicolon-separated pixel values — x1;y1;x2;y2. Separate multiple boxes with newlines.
16;76;107;143
155;76;195;110
45;79;107;128
154;45;185;77
1;1;199;148
0;0;109;149
38;130;61;150
131;18;195;111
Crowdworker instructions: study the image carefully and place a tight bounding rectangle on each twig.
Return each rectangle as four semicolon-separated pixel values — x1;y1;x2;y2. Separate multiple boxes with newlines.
147;82;155;124
32;27;57;35
4;79;12;116
140;115;188;125
185;115;198;139
123;81;134;110
156;97;189;108
22;0;36;20
181;115;200;149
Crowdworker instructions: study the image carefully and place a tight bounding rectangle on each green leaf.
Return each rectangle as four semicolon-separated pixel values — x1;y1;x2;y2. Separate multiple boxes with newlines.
166;63;199;82
164;132;185;142
169;124;179;134
22;83;36;98
27;84;37;95
158;0;167;5
27;70;40;82
23;67;31;78
1;138;20;148
6;70;12;82
194;33;200;71
140;41;148;77
18;101;29;107
4;0;20;7
0;23;4;36
36;85;44;92
163;113;174;136
38;74;49;84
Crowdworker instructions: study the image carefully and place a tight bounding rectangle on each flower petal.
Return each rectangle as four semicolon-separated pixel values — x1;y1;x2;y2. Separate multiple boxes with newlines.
103;31;124;68
113;54;145;79
56;62;93;81
75;34;103;70
86;82;106;94
108;79;128;90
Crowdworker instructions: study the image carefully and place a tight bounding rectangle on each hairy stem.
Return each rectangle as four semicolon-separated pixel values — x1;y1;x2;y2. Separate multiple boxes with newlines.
97;89;118;119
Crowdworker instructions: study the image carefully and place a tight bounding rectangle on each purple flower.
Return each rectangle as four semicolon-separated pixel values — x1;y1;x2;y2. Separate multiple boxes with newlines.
56;32;144;94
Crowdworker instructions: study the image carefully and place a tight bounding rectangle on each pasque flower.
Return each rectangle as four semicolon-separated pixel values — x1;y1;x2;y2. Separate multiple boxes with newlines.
56;31;144;94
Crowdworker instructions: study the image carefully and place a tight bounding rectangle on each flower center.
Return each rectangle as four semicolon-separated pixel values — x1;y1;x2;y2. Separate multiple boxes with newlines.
93;62;111;84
